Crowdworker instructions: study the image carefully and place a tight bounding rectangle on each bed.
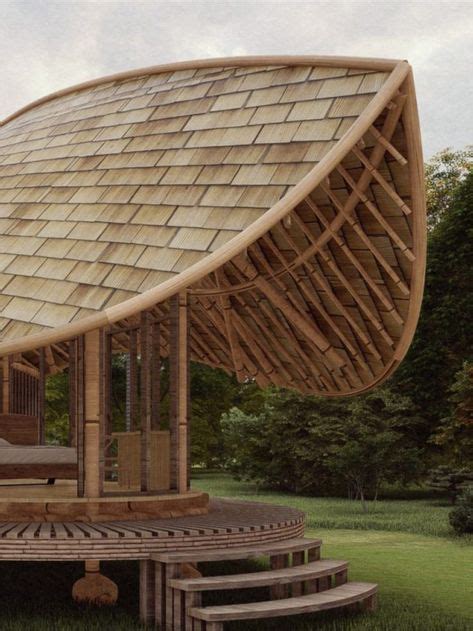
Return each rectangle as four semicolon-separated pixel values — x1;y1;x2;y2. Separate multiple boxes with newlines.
0;413;77;481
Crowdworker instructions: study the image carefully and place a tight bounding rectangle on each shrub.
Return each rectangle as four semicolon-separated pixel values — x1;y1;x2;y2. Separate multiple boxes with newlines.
449;487;473;534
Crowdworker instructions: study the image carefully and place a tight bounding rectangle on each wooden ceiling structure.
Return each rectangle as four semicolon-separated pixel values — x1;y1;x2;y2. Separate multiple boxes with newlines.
0;55;426;396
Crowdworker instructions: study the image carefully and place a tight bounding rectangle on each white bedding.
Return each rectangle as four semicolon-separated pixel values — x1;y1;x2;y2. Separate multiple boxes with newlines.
0;444;77;465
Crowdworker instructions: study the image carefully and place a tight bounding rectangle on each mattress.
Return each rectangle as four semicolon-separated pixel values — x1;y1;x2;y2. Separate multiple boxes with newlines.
0;445;77;465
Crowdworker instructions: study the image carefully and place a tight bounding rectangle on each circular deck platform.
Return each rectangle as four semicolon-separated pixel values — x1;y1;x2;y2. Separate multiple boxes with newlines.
0;499;305;561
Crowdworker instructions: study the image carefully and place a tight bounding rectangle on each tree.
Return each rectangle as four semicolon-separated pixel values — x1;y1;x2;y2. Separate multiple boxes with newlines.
425;146;472;229
325;389;422;511
427;465;473;504
221;386;423;505
394;169;473;439
432;361;473;465
449;487;473;534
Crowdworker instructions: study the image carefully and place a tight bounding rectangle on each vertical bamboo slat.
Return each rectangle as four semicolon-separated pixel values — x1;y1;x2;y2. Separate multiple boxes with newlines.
151;321;161;431
38;348;46;445
129;329;138;432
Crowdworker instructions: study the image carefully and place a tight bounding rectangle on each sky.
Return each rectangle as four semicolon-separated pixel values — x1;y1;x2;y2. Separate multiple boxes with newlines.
0;0;471;158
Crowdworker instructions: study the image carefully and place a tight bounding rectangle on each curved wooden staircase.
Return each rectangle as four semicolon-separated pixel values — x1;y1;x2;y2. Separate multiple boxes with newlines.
145;537;377;630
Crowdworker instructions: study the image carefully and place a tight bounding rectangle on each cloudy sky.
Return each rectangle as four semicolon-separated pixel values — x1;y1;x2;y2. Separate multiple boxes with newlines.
0;0;471;158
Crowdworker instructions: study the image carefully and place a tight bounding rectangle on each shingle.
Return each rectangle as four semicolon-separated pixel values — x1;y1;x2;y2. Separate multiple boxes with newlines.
136;246;182;271
255;122;300;144
211;91;250;111
288;99;332;121
169;227;217;251
317;75;363;98
32;302;78;327
292;118;341;142
131;205;176;225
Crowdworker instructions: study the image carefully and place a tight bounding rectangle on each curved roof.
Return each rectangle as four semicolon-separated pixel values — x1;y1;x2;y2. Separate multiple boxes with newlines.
0;56;426;395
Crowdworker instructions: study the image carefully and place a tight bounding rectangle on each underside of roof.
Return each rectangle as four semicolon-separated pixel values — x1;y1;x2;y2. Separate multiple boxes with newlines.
0;55;426;395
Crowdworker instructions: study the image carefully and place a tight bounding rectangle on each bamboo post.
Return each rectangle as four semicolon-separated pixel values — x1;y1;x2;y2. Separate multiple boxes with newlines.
84;329;101;498
69;339;77;448
140;311;152;491
76;336;85;497
170;292;189;493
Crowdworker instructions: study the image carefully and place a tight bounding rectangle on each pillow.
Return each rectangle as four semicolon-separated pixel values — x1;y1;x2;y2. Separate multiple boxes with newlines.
0;438;11;446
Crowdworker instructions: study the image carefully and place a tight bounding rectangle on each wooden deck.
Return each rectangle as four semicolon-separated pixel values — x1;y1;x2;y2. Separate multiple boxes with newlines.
0;498;304;561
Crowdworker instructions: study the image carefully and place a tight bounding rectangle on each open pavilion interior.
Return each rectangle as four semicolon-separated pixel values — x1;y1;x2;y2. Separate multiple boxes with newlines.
0;55;425;625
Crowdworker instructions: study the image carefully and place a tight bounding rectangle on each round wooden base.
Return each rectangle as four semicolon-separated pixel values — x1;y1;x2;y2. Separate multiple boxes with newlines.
0;489;209;522
0;498;305;561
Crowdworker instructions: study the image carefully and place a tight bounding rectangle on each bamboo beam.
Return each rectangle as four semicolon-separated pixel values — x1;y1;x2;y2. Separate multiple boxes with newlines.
368;124;407;166
233;254;346;373
320;181;410;295
305;196;401;334
352;144;412;215
336;164;415;261
215;270;246;382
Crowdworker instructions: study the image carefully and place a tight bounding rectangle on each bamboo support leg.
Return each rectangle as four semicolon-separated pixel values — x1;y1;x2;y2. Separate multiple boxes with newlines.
154;561;165;629
164;562;180;631
184;592;201;631
72;560;118;605
139;560;156;625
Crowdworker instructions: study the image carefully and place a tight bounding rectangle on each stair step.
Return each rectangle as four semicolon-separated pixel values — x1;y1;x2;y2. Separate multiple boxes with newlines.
152;537;321;564
190;581;377;622
170;559;348;591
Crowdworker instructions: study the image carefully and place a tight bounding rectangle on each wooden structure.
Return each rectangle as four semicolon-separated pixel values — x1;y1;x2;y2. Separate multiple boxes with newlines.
0;55;425;623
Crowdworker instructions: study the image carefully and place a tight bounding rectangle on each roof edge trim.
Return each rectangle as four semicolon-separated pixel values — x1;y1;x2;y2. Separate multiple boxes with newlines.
2;54;405;127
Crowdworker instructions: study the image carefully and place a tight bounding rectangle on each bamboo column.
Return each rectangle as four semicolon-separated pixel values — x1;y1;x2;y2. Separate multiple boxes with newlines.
170;292;190;493
83;329;102;498
140;312;152;491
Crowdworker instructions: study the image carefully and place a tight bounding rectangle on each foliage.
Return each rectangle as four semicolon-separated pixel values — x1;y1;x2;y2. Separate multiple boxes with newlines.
189;363;239;467
221;387;423;505
425;146;473;229
426;465;473;504
432;361;473;464
394;168;473;438
449;486;473;535
45;371;69;445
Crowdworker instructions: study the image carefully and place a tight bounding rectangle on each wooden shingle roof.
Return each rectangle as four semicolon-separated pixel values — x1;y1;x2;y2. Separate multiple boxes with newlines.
0;56;426;395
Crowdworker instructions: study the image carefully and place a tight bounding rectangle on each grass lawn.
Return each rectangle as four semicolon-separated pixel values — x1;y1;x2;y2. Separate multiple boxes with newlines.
0;472;470;630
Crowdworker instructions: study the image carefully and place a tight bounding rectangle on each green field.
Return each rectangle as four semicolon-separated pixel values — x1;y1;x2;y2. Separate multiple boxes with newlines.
0;472;470;630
